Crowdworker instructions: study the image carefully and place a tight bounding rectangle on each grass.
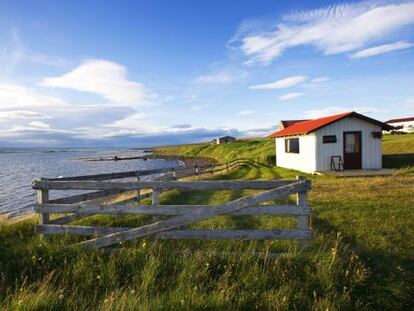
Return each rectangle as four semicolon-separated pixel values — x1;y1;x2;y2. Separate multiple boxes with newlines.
154;138;276;165
382;133;414;168
0;135;413;310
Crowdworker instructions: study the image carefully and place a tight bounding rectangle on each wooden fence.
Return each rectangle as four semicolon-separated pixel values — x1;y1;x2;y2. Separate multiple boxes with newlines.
32;169;312;249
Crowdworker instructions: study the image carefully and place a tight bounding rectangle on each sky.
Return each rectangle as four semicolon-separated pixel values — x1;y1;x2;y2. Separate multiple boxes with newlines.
0;0;414;147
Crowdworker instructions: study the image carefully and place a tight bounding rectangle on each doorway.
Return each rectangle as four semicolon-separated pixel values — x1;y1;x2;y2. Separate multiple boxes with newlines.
343;131;362;169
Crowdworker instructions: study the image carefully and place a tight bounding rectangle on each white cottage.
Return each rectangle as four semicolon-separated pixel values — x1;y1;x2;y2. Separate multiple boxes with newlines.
268;112;394;173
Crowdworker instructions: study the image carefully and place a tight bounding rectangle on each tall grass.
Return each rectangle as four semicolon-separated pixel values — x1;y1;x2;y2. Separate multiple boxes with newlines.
0;216;370;310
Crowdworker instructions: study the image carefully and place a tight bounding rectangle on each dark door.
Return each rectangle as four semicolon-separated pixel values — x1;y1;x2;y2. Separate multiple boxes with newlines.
343;131;362;169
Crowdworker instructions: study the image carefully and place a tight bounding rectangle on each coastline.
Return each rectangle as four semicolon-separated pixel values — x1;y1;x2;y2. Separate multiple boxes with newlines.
2;153;218;221
149;154;218;178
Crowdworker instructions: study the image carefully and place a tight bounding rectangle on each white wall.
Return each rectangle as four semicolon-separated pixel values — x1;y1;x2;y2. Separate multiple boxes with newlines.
275;116;383;173
275;133;316;173
315;117;382;171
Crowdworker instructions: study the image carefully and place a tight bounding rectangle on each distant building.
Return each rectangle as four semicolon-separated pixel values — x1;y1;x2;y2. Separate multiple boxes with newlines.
212;136;236;144
385;117;414;133
268;111;393;173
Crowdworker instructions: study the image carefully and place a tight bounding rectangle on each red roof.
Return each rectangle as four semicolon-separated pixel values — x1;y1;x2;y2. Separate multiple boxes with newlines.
268;111;393;138
385;117;414;123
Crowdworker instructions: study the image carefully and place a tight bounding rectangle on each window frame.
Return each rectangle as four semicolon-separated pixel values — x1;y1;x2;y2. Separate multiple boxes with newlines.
323;135;337;144
284;137;300;154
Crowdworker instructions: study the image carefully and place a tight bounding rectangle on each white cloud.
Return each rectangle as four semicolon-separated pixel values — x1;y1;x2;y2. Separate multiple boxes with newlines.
350;41;414;58
0;28;67;78
194;71;246;85
29;121;51;128
311;77;329;83
41;59;152;107
237;110;254;116
106;112;150;131
0;125;75;138
278;92;303;101
231;1;414;64
250;76;308;90
0;83;68;110
190;104;209;111
0;110;52;120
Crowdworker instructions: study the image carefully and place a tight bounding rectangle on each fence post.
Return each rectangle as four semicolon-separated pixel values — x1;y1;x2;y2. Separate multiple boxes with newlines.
151;188;160;221
296;175;309;248
37;185;49;237
152;188;160;205
135;172;141;203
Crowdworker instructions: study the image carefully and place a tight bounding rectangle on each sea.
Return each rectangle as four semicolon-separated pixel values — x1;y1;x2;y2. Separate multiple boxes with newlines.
0;148;180;216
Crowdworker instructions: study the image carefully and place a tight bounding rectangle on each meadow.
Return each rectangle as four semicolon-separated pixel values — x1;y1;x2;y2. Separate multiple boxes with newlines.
0;134;413;310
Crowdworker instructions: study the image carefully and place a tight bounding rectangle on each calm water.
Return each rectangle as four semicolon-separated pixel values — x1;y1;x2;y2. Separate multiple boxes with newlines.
0;148;179;216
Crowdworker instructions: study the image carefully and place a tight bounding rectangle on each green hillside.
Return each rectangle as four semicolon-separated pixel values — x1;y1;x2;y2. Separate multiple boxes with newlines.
155;138;275;164
155;134;414;167
382;133;414;154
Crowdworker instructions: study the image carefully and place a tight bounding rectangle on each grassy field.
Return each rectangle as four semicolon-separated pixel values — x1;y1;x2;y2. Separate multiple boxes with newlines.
155;133;414;168
0;135;413;310
382;133;414;168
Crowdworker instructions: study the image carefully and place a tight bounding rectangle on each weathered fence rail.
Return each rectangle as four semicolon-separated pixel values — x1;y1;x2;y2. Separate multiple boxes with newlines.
32;168;312;249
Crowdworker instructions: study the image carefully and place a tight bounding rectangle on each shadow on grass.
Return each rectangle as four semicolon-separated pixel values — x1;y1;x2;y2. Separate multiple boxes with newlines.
383;153;414;168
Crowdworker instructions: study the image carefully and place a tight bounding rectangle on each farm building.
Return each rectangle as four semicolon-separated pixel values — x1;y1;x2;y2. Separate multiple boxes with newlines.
385;117;414;133
212;136;236;144
268;111;394;173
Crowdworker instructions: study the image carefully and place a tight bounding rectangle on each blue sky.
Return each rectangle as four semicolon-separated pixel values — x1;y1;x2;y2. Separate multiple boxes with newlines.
0;0;414;147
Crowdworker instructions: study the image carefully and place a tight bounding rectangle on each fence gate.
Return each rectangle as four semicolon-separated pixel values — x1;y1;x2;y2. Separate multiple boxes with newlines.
32;172;312;249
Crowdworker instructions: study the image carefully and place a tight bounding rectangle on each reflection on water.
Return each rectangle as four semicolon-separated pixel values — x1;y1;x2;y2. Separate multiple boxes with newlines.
0;148;179;215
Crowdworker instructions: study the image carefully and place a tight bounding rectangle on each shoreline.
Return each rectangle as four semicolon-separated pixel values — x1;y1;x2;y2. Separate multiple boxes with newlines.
1;154;218;221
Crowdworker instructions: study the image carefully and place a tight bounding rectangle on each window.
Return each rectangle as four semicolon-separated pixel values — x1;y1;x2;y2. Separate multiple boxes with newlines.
285;138;299;153
344;133;360;153
372;131;382;139
323;135;337;143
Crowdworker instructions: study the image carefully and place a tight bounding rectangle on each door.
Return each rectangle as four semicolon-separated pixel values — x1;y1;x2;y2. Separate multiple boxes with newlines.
343;131;362;169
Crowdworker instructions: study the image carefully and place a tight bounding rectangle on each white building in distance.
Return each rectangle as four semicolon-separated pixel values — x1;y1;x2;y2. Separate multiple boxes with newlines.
385;117;414;133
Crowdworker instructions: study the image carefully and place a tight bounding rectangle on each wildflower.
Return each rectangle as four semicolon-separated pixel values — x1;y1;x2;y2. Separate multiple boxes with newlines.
180;299;185;305
96;275;101;280
59;294;64;300
131;290;135;294
141;241;147;248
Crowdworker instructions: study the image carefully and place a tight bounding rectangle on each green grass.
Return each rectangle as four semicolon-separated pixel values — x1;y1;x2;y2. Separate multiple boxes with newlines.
382;133;414;154
0;135;413;310
154;138;275;165
382;133;414;168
